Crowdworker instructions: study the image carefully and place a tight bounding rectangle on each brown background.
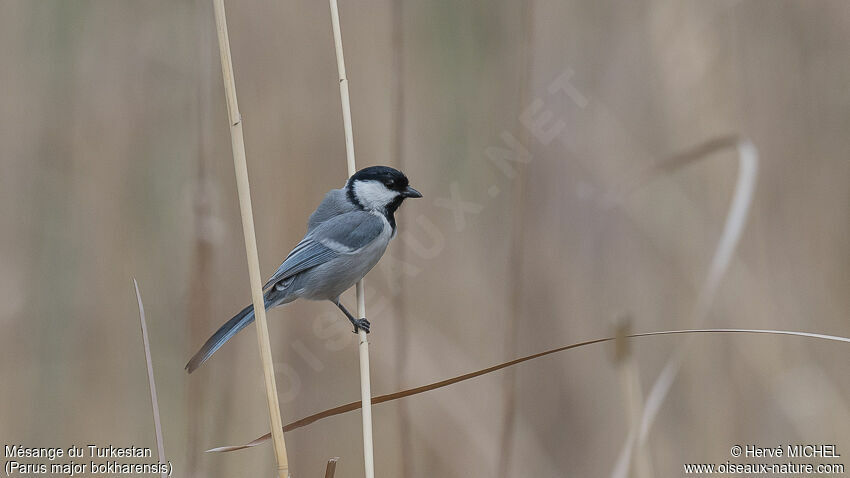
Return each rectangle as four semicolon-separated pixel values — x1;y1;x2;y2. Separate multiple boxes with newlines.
0;1;848;477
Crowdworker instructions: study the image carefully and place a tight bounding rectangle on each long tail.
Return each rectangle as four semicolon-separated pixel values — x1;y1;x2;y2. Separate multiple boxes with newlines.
186;302;259;373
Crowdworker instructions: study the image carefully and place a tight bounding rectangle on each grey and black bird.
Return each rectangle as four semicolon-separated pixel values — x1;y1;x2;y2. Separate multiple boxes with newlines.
186;166;421;373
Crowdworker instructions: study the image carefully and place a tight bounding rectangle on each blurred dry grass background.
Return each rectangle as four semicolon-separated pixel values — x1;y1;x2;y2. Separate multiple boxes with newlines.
0;1;849;477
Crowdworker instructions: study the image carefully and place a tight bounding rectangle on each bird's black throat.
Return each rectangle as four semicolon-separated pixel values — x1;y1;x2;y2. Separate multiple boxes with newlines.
383;195;405;231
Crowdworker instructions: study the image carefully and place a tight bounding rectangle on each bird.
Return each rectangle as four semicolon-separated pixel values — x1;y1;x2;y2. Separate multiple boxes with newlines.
185;165;422;373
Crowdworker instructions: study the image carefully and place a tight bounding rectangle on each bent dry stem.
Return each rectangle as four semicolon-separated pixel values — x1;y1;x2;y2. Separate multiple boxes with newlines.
207;327;850;453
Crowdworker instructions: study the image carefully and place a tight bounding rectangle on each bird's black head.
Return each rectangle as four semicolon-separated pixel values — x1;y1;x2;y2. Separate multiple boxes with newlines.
346;166;422;223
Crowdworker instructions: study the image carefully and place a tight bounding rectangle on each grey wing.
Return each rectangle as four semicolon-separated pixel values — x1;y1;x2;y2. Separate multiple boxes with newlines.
261;240;337;290
263;211;385;290
307;188;357;232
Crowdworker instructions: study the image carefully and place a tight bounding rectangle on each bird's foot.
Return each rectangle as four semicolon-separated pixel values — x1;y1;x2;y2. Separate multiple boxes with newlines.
350;317;370;334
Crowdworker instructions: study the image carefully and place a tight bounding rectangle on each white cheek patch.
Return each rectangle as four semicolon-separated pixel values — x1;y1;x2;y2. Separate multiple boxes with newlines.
353;180;399;210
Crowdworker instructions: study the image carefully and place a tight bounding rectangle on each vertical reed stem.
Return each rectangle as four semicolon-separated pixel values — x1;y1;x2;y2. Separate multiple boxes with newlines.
324;457;340;478
210;1;290;476
132;279;168;478
613;316;653;478
328;1;376;477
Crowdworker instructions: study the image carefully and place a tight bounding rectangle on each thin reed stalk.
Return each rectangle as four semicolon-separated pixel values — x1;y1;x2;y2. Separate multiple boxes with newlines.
210;1;290;476
612;138;758;478
208;327;850;453
612;317;653;478
324;458;339;478
327;1;375;477
132;279;167;478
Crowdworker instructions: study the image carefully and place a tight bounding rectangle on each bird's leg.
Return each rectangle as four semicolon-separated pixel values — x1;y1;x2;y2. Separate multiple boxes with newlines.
334;300;370;334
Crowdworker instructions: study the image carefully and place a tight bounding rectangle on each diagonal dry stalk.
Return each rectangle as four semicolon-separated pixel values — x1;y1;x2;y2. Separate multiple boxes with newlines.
210;1;290;476
132;279;167;478
611;137;759;478
207;327;850;453
327;1;375;477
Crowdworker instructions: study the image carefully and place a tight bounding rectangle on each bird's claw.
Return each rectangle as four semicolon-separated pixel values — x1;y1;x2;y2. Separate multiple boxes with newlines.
352;318;371;334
